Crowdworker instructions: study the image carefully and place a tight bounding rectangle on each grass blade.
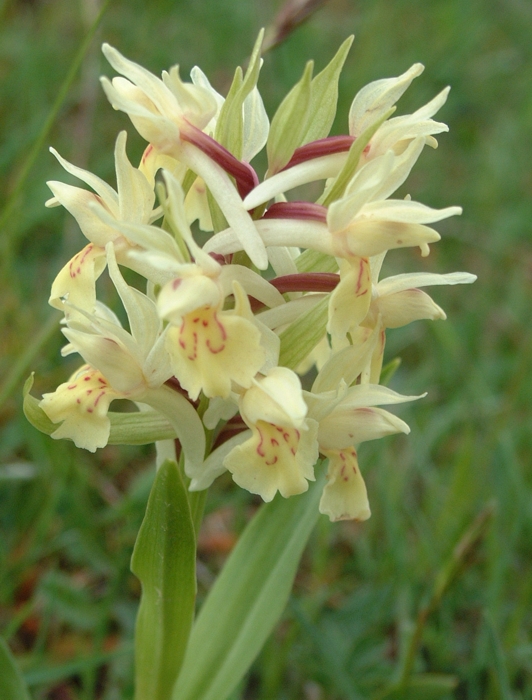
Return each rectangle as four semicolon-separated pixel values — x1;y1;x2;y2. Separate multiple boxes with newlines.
0;637;32;700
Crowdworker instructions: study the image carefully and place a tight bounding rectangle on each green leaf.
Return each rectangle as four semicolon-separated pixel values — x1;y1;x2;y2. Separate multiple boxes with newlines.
0;637;31;700
279;295;329;369
267;60;313;173
215;30;264;159
295;248;338;274
302;36;354;145
131;459;196;700
216;67;243;153
319;107;394;206
375;674;458;700
172;472;325;700
23;374;176;445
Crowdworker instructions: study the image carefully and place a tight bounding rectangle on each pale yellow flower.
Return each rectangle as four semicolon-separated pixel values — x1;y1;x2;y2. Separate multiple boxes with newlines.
164;280;267;400
46;131;165;319
100;44;268;268
40;364;122;452
224;367;319;501
306;378;420;521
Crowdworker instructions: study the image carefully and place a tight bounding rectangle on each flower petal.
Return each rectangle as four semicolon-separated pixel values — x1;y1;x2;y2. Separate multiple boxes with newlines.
243;152;346;210
377;271;477;296
189;432;249;491
362;199;462;224
341;219;441;258
349;63;424;137
319;448;371;521
166;304;265;400
48;147;118;211
49;244;106;319
46;181;120;247
224;418;318;501
241;367;308;428
327;257;371;337
40;366;119;452
377;288;447;328
319;406;410;448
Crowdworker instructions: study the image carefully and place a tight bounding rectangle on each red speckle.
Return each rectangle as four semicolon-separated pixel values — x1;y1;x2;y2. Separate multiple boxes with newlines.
84;376;91;381
87;408;93;413
354;258;370;296
214;313;227;342
205;313;227;353
172;278;182;290
207;339;225;354
142;144;154;163
76;398;81;404
256;425;266;457
94;390;105;406
67;384;78;390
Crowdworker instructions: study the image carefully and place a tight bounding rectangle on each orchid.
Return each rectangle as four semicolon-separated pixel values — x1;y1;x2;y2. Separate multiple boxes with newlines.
303;350;423;520
241;64;451;212
204;141;461;269
100;43;269;269
25;35;477;700
223;367;319;501
40;245;206;474
31;36;476;517
47;131;173;319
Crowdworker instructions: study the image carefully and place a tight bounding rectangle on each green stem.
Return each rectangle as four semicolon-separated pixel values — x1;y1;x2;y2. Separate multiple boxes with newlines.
189;489;208;536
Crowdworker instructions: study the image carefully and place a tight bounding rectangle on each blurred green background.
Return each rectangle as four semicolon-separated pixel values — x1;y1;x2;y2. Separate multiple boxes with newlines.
1;0;531;698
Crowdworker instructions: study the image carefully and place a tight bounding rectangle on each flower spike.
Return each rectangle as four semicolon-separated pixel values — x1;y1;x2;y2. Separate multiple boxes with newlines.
32;35;475;523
